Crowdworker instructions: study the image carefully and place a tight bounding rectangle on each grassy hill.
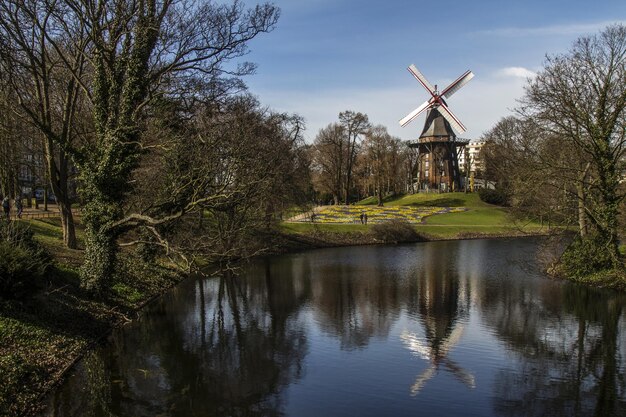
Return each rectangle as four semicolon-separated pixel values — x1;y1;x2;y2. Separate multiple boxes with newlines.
284;192;546;239
357;192;488;208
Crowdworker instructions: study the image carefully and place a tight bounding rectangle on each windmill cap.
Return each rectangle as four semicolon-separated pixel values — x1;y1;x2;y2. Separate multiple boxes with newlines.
419;108;456;139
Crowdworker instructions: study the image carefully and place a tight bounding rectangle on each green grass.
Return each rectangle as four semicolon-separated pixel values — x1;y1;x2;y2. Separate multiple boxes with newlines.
22;219;64;243
357;192;489;208
424;207;508;226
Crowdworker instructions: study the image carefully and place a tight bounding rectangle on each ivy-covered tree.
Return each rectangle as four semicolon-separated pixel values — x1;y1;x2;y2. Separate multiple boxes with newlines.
0;0;279;292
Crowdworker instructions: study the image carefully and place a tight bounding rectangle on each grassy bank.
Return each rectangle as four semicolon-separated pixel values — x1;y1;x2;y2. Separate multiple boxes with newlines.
0;219;182;416
285;192;546;240
549;262;626;291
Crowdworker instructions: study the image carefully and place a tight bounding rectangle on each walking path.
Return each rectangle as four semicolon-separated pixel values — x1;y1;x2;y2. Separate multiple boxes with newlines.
287;205;329;222
3;203;80;221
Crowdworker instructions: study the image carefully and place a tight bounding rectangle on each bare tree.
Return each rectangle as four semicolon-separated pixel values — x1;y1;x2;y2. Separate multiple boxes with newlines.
0;1;87;246
311;123;346;205
121;95;310;269
0;89;21;198
339;110;369;204
482;116;584;227
520;24;626;268
362;125;393;206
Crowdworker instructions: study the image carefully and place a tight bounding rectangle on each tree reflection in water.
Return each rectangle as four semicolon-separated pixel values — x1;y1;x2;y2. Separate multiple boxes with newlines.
46;259;311;417
311;247;404;350
43;240;626;417
478;254;626;417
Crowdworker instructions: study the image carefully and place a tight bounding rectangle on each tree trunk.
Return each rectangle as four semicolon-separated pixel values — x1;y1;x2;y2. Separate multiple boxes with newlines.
45;138;78;248
80;197;119;293
344;169;352;205
60;203;77;248
596;154;621;266
77;133;129;292
576;162;591;238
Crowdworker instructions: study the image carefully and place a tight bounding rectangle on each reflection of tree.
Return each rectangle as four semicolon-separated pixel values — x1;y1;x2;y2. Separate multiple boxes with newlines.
311;248;403;350
45;240;626;416
481;276;626;417
402;242;474;394
46;257;311;417
45;350;113;417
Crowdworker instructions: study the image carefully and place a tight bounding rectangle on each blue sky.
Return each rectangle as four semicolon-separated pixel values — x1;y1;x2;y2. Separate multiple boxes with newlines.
240;0;626;141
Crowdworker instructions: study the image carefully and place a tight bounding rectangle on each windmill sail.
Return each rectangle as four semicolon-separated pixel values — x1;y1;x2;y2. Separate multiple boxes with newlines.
436;102;466;134
399;100;431;127
408;64;435;95
441;70;474;99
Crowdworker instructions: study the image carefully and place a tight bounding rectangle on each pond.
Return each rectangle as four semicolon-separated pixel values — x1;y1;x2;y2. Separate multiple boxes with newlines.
44;238;626;417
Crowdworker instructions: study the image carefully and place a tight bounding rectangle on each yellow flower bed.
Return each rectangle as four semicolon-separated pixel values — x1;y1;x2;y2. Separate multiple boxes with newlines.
306;205;466;224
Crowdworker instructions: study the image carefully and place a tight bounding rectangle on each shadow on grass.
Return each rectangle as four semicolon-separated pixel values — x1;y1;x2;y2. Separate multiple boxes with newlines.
358;194;403;206
0;269;120;342
407;198;466;207
22;218;64;238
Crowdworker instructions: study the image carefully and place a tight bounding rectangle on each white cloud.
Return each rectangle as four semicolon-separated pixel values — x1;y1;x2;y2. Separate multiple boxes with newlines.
476;20;626;37
496;67;537;79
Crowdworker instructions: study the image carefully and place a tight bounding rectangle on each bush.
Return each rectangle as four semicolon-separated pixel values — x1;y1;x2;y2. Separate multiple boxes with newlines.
478;188;510;206
369;220;422;243
0;222;51;299
560;234;615;279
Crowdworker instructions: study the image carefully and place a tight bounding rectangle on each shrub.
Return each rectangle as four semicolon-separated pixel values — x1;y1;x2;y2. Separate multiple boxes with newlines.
0;222;51;299
478;188;510;206
369;220;422;243
559;234;615;279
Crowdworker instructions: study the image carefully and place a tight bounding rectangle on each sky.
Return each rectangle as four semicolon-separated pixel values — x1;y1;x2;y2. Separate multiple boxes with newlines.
238;0;626;142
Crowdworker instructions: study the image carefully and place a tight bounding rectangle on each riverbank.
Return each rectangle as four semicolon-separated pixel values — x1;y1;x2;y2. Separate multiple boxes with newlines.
0;219;184;417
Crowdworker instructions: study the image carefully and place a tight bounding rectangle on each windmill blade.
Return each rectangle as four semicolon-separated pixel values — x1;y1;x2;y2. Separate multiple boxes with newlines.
443;358;476;389
400;330;431;360
438;325;464;357
440;70;474;99
399;99;432;127
437;102;467;134
410;366;437;396
408;64;436;96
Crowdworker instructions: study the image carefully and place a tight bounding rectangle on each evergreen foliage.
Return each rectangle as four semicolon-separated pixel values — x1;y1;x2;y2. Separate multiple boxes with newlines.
560;234;617;279
0;222;50;299
369;220;422;243
478;188;510;206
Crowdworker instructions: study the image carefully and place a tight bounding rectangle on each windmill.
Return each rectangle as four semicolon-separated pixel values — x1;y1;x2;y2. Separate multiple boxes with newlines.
400;65;474;191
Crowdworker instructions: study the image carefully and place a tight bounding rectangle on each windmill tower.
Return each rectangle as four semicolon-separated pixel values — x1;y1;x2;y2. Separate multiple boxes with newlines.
400;65;474;191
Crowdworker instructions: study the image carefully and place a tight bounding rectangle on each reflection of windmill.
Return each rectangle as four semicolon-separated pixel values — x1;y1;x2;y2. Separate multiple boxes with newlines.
400;244;475;395
400;64;474;192
400;327;475;395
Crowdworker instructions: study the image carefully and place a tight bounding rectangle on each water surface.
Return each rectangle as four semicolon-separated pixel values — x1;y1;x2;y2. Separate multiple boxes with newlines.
45;238;626;416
